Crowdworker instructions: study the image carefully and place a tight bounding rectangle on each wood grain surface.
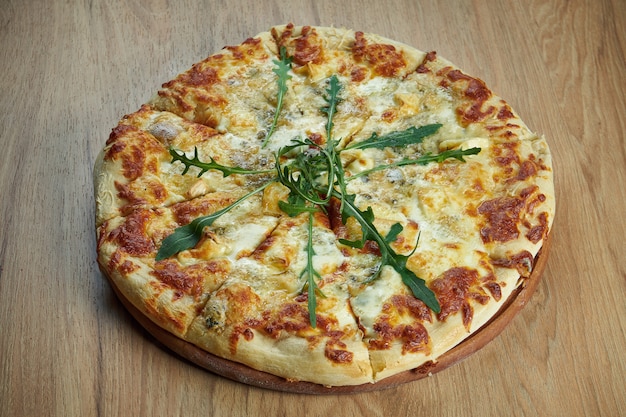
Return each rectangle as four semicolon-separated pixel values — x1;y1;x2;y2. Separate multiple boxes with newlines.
0;1;624;416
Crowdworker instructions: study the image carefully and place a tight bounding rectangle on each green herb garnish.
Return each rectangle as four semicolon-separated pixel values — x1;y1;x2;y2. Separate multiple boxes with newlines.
157;72;482;326
301;212;325;328
321;75;342;141
169;147;272;177
155;182;272;261
275;138;335;207
348;147;482;181
336;194;439;312
344;124;442;151
262;46;293;147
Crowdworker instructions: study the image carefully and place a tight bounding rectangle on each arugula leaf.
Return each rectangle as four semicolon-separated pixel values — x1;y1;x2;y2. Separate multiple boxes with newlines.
277;193;318;216
336;191;441;313
275;138;334;207
344;124;442;151
419;146;482;163
348;147;482;180
384;223;404;244
154;220;207;262
169;147;271;177
300;212;325;327
321;75;341;141
337;194;372;249
262;46;293;147
321;76;350;214
155;182;273;260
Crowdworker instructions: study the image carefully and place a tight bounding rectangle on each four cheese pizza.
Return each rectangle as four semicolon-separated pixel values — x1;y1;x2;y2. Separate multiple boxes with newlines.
94;24;554;387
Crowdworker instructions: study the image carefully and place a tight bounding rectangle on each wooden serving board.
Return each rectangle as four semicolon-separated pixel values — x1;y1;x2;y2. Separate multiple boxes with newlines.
105;236;551;394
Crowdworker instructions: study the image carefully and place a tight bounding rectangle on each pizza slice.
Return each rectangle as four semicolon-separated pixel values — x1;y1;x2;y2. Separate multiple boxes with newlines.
96;186;281;337
94;105;273;226
185;215;375;386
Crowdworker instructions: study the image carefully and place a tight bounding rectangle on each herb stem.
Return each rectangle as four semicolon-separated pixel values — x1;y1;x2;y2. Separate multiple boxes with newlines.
170;147;273;177
301;211;323;327
346;147;481;181
322;75;341;141
262;47;292;148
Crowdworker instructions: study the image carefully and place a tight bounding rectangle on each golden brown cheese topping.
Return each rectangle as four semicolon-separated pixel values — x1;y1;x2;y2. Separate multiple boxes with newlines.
352;31;407;77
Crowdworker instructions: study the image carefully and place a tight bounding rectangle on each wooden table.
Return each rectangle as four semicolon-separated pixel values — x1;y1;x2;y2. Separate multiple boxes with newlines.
1;1;624;416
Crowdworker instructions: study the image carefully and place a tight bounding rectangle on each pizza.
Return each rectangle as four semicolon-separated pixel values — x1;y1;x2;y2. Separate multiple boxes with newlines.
94;23;554;388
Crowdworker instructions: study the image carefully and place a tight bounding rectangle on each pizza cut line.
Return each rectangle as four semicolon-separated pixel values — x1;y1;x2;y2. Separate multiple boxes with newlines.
94;24;554;387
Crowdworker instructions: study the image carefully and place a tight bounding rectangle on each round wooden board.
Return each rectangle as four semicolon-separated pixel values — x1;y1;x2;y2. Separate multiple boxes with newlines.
104;236;551;394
